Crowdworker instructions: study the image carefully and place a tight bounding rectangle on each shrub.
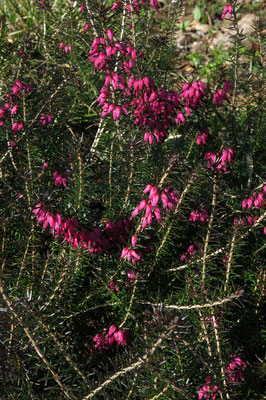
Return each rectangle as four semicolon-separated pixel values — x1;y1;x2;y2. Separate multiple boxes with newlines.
0;0;265;399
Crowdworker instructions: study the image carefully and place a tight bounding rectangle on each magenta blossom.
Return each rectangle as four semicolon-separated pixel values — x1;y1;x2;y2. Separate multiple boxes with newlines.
59;42;72;53
121;247;141;263
198;376;221;399
109;281;120;292
221;4;233;20
10;104;19;115
225;356;247;383
127;268;137;283
84;23;90;32
12;122;23;133
40;113;52;126
93;325;129;350
189;208;209;223
53;171;67;187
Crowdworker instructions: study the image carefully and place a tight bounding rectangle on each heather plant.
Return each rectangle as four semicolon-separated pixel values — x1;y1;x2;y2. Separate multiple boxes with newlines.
0;1;265;399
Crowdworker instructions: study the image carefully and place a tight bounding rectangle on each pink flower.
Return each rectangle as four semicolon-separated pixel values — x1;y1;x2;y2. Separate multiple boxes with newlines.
108;325;117;336
12;122;23;133
53;171;67;187
113;329;129;346
189;208;209;223
149;186;158;199
151;193;159;207
113;106;121;120
43;162;48;170
225;356;246;383
131;235;138;247
40;113;52;126
106;29;113;41
143;184;152;194
150;0;159;8
197;133;208;146
221;4;233;20
64;44;72;53
175;111;185;124
247;198;253;208
84;23;90;32
127;268;137;282
121;247;129;259
242;199;247;209
10;104;19;115
198;376;221;399
93;324;129;350
189;211;197;223
121;247;141;262
59;42;72;53
111;1;122;10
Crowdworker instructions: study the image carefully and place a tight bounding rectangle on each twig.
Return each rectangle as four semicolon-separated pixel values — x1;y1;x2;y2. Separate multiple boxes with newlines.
202;177;217;284
137;291;243;310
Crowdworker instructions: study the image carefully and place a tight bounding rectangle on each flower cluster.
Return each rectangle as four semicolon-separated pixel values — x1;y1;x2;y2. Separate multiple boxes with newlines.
40;113;52;127
0;80;31;130
238;186;266;234
121;247;141;263
225;356;247;383
33;204;134;253
132;80;206;143
33;204;110;252
197;129;208;146
109;281;120;292
53;171;67;187
118;185;178;264
242;187;266;210
89;20;209;145
213;81;232;106
204;148;234;173
180;243;202;262
198;376;221;400
59;42;72;53
198;356;246;398
234;215;259;227
93;325;129;350
180;81;206;110
127;268;137;283
221;4;233;20
189;208;209;223
132;185;178;229
12;122;23;133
